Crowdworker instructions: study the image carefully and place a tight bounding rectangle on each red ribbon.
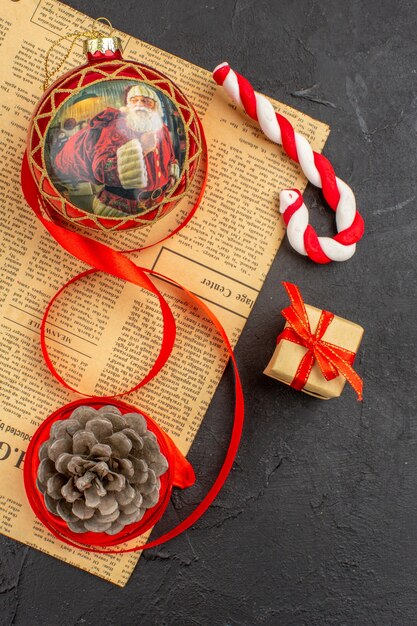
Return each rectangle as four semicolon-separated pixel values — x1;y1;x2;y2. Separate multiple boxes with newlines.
20;142;245;553
277;282;363;400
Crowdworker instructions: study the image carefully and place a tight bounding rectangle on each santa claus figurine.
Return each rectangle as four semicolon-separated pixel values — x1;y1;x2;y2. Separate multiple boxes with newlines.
52;83;181;217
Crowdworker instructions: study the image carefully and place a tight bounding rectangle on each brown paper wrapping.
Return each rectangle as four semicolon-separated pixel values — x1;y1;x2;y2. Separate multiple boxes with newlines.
264;304;364;399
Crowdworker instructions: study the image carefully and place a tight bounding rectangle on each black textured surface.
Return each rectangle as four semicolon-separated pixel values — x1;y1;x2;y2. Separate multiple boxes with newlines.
2;0;417;624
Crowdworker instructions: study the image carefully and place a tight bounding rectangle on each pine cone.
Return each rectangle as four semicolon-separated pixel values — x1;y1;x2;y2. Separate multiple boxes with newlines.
36;405;168;535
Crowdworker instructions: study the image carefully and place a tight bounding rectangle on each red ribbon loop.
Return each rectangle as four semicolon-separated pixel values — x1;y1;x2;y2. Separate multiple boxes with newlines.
20;144;245;553
277;282;363;400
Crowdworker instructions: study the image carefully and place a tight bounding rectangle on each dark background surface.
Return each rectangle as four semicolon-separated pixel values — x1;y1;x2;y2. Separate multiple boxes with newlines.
2;0;417;624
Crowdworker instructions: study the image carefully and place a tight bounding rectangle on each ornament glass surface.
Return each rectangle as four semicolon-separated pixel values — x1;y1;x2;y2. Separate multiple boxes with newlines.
27;37;203;231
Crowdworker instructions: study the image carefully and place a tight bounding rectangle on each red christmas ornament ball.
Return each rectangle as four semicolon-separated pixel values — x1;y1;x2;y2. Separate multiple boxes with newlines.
26;37;203;232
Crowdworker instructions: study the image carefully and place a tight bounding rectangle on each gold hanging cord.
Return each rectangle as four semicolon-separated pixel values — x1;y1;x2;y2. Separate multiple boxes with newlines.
43;17;115;91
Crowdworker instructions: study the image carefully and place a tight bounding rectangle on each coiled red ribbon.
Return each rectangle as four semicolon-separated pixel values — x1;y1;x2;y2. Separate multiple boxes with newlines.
277;282;363;400
21;144;245;553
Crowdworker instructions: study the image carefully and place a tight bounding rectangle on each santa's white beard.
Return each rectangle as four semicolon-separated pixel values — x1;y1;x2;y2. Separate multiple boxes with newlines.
124;107;164;133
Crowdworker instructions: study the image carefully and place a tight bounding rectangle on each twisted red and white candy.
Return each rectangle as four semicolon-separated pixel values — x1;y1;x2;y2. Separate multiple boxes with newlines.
213;63;364;264
279;189;356;262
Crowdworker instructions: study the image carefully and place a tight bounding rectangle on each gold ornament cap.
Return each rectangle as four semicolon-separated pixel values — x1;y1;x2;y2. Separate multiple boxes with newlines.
83;36;123;57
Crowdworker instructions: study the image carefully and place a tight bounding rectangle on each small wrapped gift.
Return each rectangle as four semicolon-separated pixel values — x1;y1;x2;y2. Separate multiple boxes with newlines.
264;283;364;400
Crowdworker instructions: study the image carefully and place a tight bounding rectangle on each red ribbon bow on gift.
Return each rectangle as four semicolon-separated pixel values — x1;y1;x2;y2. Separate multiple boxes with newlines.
277;282;363;400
